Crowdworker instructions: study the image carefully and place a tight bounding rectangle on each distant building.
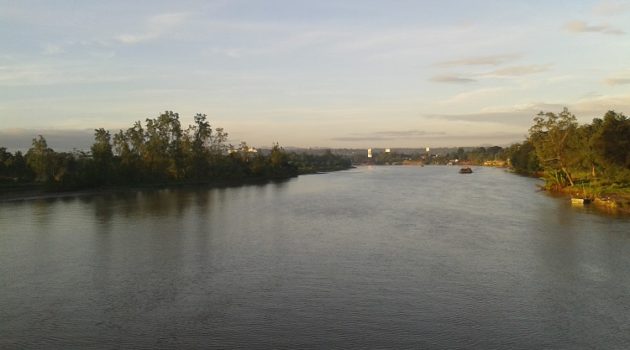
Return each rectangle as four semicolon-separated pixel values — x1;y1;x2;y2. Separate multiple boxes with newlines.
367;148;372;158
385;148;391;153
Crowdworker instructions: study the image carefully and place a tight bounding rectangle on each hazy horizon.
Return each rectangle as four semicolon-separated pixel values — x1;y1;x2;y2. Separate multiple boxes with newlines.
2;0;630;150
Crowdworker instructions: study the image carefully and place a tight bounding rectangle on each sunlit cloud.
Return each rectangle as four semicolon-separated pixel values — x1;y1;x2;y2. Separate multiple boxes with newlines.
603;77;630;85
573;92;630;115
484;64;551;77
331;130;446;142
439;88;510;104
564;20;625;35
430;75;476;83
426;111;536;127
436;54;521;67
333;129;525;146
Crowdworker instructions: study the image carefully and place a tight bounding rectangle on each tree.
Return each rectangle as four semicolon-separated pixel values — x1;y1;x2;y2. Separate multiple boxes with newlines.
593;111;630;169
591;111;630;183
0;147;10;178
267;143;297;178
529;108;579;187
11;151;31;181
91;128;114;185
26;135;54;182
575;119;602;179
187;113;212;179
508;140;540;175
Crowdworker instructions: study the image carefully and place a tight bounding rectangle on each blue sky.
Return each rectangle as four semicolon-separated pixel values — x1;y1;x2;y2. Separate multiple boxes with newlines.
1;0;630;150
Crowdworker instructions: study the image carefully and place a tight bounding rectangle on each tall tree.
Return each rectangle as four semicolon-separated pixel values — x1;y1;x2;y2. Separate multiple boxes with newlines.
529;108;579;187
26;135;54;182
593;111;630;169
187;113;212;179
91;128;114;185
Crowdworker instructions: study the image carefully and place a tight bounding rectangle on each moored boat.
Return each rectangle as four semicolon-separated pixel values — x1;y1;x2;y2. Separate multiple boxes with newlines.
571;197;592;205
459;167;473;174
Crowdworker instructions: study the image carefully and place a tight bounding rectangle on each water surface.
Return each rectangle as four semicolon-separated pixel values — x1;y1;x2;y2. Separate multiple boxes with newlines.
1;166;630;349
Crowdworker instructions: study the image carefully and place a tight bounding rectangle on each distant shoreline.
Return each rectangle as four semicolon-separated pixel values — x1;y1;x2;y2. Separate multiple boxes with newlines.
0;166;356;203
0;177;291;203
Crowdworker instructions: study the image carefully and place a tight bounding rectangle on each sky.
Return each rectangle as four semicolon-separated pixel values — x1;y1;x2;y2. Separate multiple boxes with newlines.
1;0;630;150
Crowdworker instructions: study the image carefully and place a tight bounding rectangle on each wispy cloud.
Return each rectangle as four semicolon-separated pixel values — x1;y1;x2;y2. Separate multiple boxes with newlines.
431;64;549;84
0;128;95;151
604;77;630;85
116;12;190;44
593;1;630;16
332;129;525;146
430;75;476;84
0;63;132;86
331;130;445;142
484;64;551;77
426;111;536;126
564;20;625;35
439;88;510;104
436;54;521;67
42;44;64;55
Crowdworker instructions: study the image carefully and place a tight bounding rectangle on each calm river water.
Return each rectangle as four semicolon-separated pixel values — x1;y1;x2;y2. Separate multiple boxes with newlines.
1;166;630;349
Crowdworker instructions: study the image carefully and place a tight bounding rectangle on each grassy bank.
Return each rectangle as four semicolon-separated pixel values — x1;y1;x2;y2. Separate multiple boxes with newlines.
556;184;630;214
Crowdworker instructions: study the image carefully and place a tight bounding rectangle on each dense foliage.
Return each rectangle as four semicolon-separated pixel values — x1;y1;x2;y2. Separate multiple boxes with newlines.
508;108;630;192
0;111;352;191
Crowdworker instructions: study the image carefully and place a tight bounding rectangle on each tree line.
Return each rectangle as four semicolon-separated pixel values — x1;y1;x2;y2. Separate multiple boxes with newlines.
0;111;352;190
506;108;630;191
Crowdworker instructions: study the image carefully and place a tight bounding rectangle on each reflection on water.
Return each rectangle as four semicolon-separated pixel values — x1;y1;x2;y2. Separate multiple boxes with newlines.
1;167;629;349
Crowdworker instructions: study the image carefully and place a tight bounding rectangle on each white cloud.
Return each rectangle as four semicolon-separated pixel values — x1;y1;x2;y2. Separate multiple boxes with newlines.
116;12;190;44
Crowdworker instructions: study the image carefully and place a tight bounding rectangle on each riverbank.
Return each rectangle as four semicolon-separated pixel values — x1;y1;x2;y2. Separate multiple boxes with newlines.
499;166;630;215
0;177;294;202
0;165;356;203
557;185;630;214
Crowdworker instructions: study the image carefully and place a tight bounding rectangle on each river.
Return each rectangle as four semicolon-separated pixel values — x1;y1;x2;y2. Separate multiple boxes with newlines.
1;166;629;349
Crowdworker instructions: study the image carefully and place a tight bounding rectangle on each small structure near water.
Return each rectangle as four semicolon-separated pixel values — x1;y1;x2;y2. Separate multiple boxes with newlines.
571;197;592;205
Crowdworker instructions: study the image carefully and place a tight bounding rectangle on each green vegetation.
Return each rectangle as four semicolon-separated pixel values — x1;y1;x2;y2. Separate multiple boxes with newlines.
0;111;352;195
507;108;630;187
288;150;352;174
505;108;630;212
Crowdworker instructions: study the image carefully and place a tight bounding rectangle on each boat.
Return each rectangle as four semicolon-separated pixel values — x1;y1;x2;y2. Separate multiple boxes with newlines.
459;167;473;174
571;197;592;205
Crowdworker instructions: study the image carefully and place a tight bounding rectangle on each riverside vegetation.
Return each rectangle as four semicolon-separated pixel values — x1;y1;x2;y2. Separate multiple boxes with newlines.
430;108;630;213
0;111;351;196
506;108;630;212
